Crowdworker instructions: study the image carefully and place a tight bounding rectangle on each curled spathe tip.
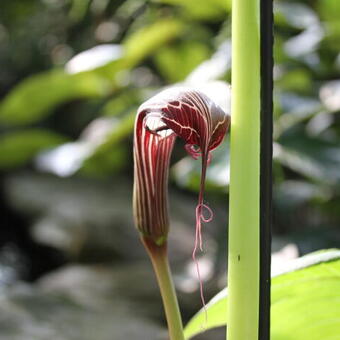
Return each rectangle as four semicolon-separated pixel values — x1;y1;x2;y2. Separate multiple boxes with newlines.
139;87;230;154
133;86;230;246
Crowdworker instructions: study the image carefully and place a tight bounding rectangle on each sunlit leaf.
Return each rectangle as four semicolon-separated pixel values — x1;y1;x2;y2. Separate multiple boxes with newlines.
68;0;91;22
318;0;340;22
275;2;319;29
276;69;313;94
284;24;324;58
274;93;322;137
80;143;128;177
306;112;334;137
101;90;142;116
124;19;184;66
65;45;123;74
273;36;286;64
154;42;210;82
0;129;68;169
186;41;231;84
184;250;340;340
319;80;340;112
0;19;184;127
0;70;111;126
35;116;121;177
271;252;340;340
80;111;136;175
153;0;229;20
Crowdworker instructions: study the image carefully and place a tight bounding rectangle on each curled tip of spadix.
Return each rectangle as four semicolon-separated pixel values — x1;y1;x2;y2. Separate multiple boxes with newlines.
197;203;213;223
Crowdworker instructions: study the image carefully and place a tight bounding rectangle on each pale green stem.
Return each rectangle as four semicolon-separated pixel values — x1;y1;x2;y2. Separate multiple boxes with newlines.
227;0;261;339
142;238;184;340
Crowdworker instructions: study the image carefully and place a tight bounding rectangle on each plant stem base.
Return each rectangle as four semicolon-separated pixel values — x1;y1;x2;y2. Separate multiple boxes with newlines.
142;237;185;340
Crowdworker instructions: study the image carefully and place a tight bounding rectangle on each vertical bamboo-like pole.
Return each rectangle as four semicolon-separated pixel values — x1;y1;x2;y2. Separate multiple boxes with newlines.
227;0;273;338
227;0;261;339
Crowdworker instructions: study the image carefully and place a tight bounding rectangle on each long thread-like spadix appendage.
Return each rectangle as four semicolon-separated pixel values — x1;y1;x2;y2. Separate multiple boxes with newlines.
192;153;214;314
133;87;230;310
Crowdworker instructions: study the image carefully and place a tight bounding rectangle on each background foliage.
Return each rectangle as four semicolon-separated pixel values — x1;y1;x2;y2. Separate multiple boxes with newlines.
0;0;340;339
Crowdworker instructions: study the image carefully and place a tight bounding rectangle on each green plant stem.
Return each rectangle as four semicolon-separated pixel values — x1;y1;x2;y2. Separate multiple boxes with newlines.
142;237;185;340
227;0;260;339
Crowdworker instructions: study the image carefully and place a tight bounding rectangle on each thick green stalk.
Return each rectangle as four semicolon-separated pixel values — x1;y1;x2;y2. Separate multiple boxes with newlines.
142;238;184;340
227;0;260;339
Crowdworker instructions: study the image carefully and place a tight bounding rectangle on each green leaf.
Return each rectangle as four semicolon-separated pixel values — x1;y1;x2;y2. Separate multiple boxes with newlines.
153;0;229;20
80;111;135;175
273;180;330;211
275;2;319;30
276;131;340;185
101;90;142;116
154;41;210;82
68;0;91;22
0;19;184;127
124;19;184;66
274;93;322;137
184;249;340;340
0;129;68;169
271;252;340;340
276;69;313;95
0;70;111;126
318;0;340;22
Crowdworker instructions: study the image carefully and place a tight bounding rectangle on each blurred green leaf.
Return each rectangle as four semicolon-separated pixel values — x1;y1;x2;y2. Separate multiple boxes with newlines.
101;90;142;116
153;0;229;20
81;143;128;177
274;92;322;137
318;0;340;22
80;111;135;175
124;19;184;66
0;70;111;126
69;0;90;22
276;131;340;185
323;21;340;50
275;2;319;29
279;93;322;115
0;18;185;127
184;249;340;340
284;25;324;58
274;180;331;211
277;68;313;94
273;36;286;65
0;129;68;169
154;42;210;82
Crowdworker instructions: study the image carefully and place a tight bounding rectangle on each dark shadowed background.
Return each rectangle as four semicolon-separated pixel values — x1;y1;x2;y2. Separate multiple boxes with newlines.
0;0;339;339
